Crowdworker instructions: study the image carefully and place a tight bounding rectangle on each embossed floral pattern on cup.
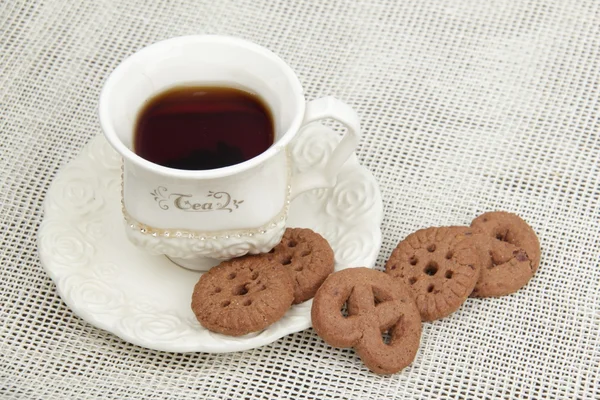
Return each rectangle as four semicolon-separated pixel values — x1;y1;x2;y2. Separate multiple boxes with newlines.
124;217;286;260
289;123;337;174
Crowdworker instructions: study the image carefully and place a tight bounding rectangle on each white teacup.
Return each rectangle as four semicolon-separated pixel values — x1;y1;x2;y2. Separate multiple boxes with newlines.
99;35;360;271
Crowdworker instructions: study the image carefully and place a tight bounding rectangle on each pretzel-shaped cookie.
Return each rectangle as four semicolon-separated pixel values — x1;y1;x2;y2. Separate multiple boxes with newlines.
470;211;541;297
311;268;422;374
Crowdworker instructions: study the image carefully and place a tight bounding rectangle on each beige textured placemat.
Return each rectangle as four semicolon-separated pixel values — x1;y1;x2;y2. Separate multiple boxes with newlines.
1;0;599;398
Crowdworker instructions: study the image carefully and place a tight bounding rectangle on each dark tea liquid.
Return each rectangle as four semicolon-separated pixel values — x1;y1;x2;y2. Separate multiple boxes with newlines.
134;86;274;170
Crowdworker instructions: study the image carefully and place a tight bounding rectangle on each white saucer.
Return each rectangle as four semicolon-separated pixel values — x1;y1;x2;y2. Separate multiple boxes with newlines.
38;129;383;353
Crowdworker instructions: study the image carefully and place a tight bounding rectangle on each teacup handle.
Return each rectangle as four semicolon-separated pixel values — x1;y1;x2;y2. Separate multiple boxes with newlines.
290;96;361;199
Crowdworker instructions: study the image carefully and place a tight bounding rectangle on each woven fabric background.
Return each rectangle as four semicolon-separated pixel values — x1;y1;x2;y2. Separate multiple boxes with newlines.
1;0;599;398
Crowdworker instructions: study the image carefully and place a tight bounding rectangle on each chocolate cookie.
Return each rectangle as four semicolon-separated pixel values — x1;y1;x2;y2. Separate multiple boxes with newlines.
385;226;482;321
469;211;541;297
264;228;334;304
191;255;294;336
311;268;421;375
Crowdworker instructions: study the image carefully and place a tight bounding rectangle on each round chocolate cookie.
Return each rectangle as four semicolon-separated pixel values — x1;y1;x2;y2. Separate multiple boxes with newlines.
469;211;541;297
191;255;294;336
385;226;482;322
265;228;334;304
311;268;421;375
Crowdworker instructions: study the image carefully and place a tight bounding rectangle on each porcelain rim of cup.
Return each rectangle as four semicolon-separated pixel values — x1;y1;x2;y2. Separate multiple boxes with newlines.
98;34;305;180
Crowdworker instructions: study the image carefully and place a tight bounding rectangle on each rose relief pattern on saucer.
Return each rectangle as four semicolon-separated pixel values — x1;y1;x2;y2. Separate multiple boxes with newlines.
39;128;383;352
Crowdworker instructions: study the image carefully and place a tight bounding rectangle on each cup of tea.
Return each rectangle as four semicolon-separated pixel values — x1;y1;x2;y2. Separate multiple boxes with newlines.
99;35;360;271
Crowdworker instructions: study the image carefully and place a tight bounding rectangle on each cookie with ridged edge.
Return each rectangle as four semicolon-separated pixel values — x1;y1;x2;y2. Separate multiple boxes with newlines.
385;226;483;321
469;211;540;297
191;255;294;336
264;228;334;304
